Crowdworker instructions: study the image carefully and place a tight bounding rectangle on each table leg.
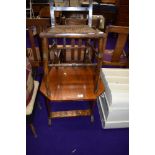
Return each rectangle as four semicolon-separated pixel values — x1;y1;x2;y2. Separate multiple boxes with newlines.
45;97;52;126
94;37;104;93
42;37;51;97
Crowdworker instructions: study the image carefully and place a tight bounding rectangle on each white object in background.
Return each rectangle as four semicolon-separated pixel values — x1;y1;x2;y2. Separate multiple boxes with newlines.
26;81;39;115
97;68;129;129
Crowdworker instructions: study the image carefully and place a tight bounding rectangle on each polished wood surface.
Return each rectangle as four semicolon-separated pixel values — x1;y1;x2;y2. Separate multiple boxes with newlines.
40;67;104;101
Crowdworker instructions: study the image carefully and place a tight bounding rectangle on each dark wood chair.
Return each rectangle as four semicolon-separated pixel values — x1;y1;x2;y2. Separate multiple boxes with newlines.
26;18;51;75
26;18;51;115
103;25;129;67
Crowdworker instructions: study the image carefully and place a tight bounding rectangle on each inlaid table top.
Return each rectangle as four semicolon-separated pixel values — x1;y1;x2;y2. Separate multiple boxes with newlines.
40;67;104;101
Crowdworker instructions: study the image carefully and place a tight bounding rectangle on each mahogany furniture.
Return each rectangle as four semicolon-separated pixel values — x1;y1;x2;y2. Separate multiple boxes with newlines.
26;18;51;74
103;25;129;67
39;25;105;126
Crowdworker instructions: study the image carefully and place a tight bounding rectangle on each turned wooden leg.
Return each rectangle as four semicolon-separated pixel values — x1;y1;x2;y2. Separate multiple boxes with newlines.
29;123;37;138
45;97;52;126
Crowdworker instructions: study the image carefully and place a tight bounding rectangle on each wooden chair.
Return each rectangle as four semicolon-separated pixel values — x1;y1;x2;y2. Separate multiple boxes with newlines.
26;19;51;136
26;18;51;112
26;18;51;74
103;25;129;67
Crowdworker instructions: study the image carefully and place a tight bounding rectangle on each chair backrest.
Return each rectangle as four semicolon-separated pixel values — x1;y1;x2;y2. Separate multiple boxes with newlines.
50;0;93;27
103;25;129;67
26;18;51;67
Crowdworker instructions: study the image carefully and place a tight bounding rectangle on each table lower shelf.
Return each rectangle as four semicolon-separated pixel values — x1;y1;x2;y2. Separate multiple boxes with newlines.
50;109;92;118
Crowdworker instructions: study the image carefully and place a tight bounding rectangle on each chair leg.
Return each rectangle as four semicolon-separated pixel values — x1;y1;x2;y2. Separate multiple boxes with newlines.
29;123;37;138
45;98;52;126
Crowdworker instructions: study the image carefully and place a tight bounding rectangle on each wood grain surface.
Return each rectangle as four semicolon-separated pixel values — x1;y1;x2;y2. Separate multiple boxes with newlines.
40;67;104;101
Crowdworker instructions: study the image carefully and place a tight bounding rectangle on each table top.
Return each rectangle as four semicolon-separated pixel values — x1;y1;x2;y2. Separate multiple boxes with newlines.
40;25;104;38
40;67;104;101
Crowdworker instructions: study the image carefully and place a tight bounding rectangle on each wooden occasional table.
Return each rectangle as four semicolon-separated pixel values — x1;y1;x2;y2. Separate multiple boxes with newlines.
40;25;105;126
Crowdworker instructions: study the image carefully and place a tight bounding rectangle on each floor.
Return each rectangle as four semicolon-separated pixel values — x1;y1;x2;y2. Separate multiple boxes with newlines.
26;92;129;155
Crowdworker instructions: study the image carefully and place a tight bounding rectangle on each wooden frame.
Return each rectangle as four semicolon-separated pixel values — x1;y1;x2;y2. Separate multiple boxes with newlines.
39;25;105;125
103;25;129;67
26;18;51;67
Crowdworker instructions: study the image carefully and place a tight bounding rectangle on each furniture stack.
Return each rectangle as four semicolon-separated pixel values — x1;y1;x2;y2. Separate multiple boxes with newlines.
97;68;129;128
